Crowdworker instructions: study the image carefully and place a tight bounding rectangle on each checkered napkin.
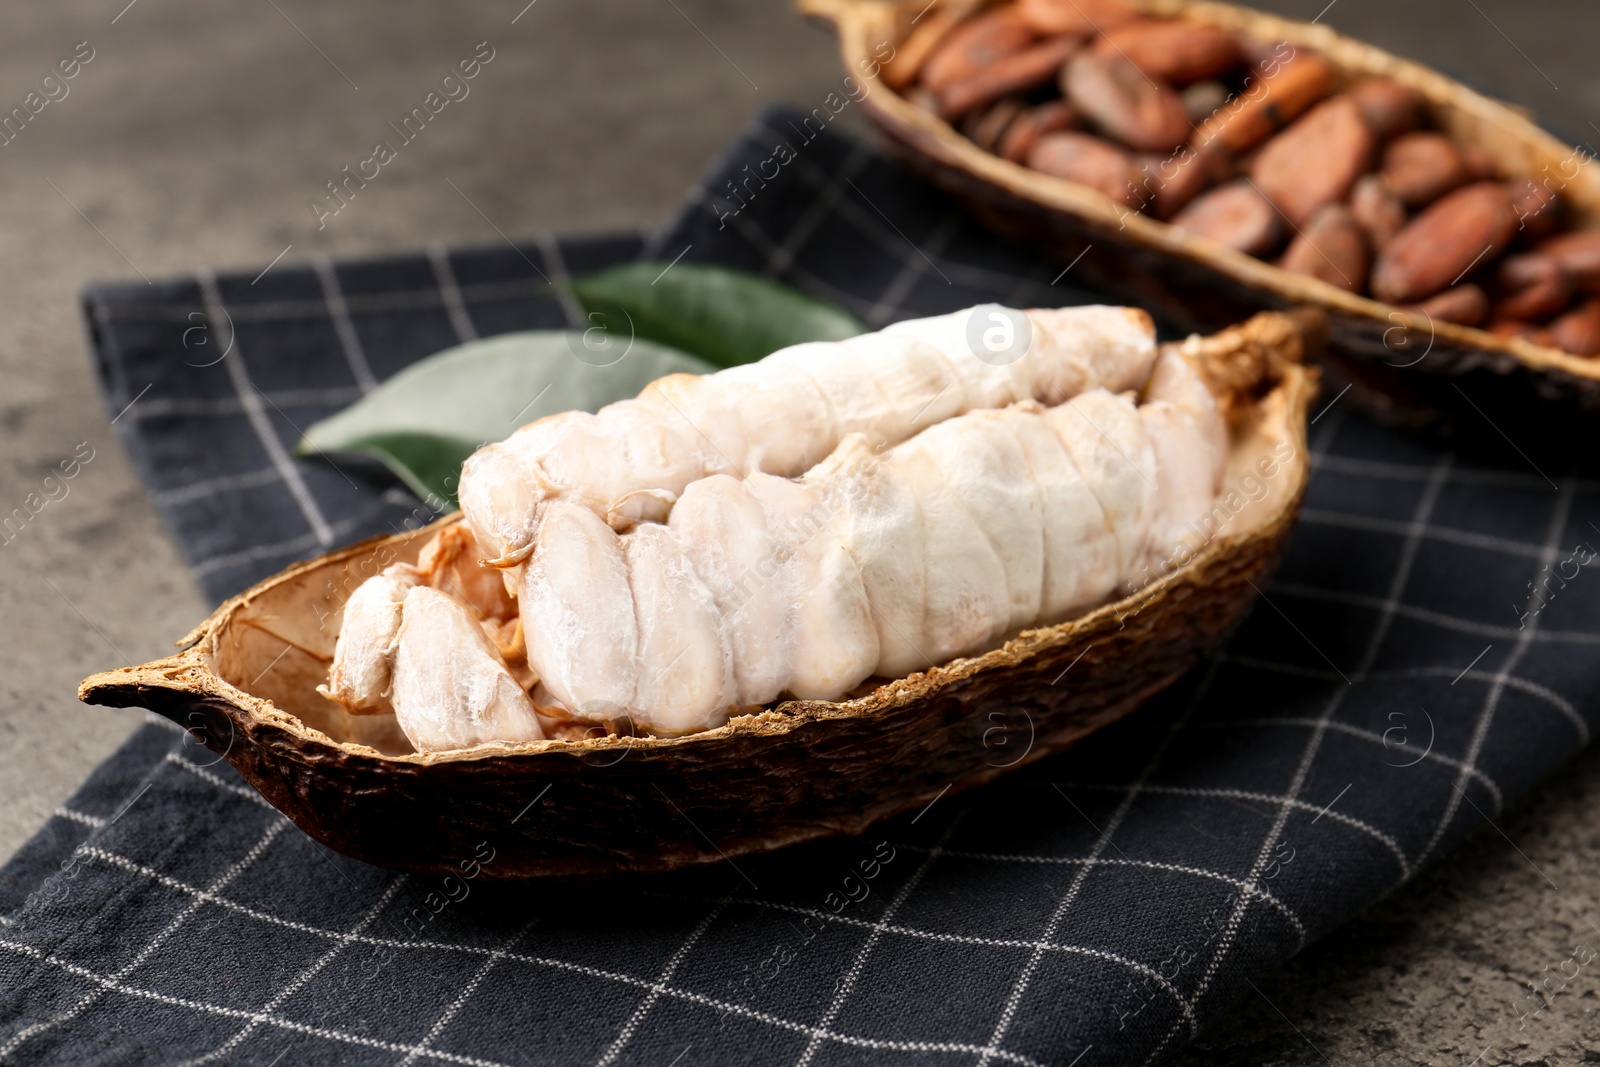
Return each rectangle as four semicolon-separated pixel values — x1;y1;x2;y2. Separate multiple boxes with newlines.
3;105;1598;1067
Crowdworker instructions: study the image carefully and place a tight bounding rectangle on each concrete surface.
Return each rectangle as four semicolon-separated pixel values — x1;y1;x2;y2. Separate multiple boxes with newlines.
0;1;1595;1063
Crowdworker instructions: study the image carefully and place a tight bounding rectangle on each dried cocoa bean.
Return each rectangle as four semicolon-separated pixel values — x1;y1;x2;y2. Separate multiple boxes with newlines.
962;96;1028;153
1192;48;1335;155
1249;95;1375;227
1492;253;1573;322
1508;178;1564;240
1095;18;1242;86
938;35;1080;118
1349;174;1407;252
921;8;1035;96
1461;144;1499;181
1550;298;1600;356
1016;0;1138;37
882;3;975;91
1536;231;1600;292
1180;80;1230;123
999;99;1081;164
1026;131;1143;206
1405;284;1490;326
1063;50;1191;153
1345;78;1427;140
1170;179;1282;256
1379;132;1469;208
1277;204;1368;292
1134;142;1226;219
1370;182;1518;304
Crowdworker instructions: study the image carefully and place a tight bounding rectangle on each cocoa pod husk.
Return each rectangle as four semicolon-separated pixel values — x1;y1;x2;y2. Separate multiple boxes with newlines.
1170;179;1282;256
1015;0;1138;37
1404;284;1490;327
1192;47;1334;155
1487;318;1555;346
1349;174;1407;252
1492;253;1573;322
998;99;1081;164
1345;77;1427;141
1370;182;1519;304
1550;298;1600;356
1062;50;1191;153
920;7;1035;96
1536;231;1600;293
1026;130;1144;206
1277;204;1368;292
1379;132;1469;209
1094;18;1243;86
1249;95;1375;227
938;34;1080;119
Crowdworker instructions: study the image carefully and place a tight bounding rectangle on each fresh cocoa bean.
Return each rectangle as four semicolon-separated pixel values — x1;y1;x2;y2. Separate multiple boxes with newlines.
1406;284;1490;326
1349;174;1407;251
1016;0;1138;37
1180;80;1230;123
920;8;1035;96
938;35;1081;118
1379;132;1469;208
1551;298;1600;356
1192;48;1335;155
1345;78;1427;140
1508;178;1564;239
1135;142;1226;219
962;96;1028;153
882;3;975;91
1249;95;1375;227
1277;204;1368;292
1062;50;1191;152
1026;131;1144;206
1370;182;1518;304
1536;231;1600;292
1170;179;1282;256
1492;253;1573;322
999;100;1081;164
1095;19;1242;86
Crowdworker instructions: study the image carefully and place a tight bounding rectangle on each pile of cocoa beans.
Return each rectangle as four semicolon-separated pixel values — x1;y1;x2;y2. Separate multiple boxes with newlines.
882;0;1600;357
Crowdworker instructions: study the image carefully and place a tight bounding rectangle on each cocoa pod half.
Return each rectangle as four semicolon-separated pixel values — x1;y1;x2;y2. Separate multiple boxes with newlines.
1095;18;1242;86
1405;284;1490;327
1345;77;1427;141
1550;298;1600;356
921;8;1036;96
938;34;1081;119
1192;47;1334;155
1371;182;1519;304
1493;253;1573;322
1536;231;1600;292
1016;0;1138;36
999;99;1081;164
1249;95;1375;227
1380;132;1469;209
1063;50;1191;153
1026;131;1143;206
1349;174;1407;252
1278;204;1368;292
1170;179;1282;256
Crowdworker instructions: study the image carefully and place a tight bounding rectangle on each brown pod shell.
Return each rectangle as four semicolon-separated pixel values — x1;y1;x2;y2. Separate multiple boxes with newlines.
1192;48;1334;155
1345;77;1427;140
1493;253;1573;322
1027;130;1143;206
998;99;1081;164
961;96;1028;154
1015;0;1138;37
1379;132;1470;209
1095;18;1243;86
1550;298;1600;356
1277;204;1368;292
79;315;1322;879
1537;231;1600;292
1406;284;1490;327
1348;174;1407;251
1249;95;1375;227
1170;179;1283;257
1370;182;1518;304
938;34;1081;119
880;2;975;90
920;7;1035;95
1487;318;1555;347
1063;50;1192;152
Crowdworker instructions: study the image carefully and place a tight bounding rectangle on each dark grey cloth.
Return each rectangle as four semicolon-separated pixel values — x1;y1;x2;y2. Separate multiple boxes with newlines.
3;106;1597;1066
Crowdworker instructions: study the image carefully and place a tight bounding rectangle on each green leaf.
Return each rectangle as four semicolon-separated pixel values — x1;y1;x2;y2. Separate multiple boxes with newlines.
295;331;716;507
572;262;865;369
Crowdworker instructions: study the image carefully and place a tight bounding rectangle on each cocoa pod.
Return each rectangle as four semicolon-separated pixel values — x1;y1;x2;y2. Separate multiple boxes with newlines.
1016;0;1138;36
1345;78;1427;141
882;3;974;91
1095;18;1243;86
1193;47;1335;156
905;86;941;114
1379;132;1469;208
962;96;1028;153
1405;284;1490;327
1349;174;1407;252
1249;95;1375;227
1492;253;1573;322
1370;182;1518;304
1134;142;1226;219
1170;179;1282;256
938;34;1081;118
999;99;1081;164
1026;131;1143;206
1277;204;1368;292
1062;50;1191;153
1550;298;1600;356
1536;231;1600;292
1508;178;1564;240
920;8;1035;96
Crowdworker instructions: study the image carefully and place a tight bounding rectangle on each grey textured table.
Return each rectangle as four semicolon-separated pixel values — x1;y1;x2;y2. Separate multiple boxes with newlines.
0;1;1595;1063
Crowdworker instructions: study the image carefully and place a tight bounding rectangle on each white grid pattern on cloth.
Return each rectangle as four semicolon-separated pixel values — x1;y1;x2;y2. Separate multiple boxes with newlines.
596;899;732;1066
530;230;589;329
313;254;380;394
427;243;480;343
